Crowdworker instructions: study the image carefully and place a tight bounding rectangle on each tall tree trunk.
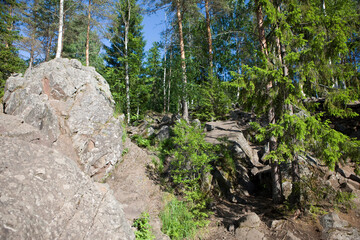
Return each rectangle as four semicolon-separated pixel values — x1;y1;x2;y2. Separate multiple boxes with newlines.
45;33;52;61
29;31;35;68
255;0;268;56
176;0;188;122
256;0;282;203
236;67;240;101
124;4;131;124
167;48;173;113
86;0;91;66
205;0;213;71
56;0;64;58
163;12;168;113
163;50;167;113
290;152;301;206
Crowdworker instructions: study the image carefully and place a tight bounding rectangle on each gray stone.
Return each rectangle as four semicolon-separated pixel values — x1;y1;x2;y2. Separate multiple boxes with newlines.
237;212;262;228
285;231;301;240
161;115;171;124
336;166;352;178
270;220;286;230
251;165;271;176
156;125;170;141
235;227;266;240
350;174;360;184
320;212;360;240
146;127;155;138
0;113;50;146
205;123;215;131
192;119;201;128
321;212;348;230
0;134;134;240
234;132;263;167
233;144;246;159
282;181;293;200
171;114;181;124
236;163;254;195
3;58;123;180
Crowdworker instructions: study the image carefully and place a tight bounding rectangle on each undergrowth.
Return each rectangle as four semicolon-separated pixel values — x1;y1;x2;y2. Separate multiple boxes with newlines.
160;198;201;240
133;212;155;240
131;134;151;148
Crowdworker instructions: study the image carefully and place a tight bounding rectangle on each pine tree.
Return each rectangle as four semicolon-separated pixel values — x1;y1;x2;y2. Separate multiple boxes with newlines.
36;0;58;61
18;0;43;68
145;42;163;112
0;0;25;98
62;13;103;70
104;0;145;123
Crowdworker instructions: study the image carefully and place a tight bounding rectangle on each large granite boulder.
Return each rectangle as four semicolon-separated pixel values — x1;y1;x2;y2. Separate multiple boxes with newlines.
3;58;123;180
0;113;134;239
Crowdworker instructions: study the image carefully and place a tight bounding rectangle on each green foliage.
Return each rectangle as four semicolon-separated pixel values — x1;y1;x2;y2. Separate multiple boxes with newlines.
309;204;328;217
160;198;198;240
0;0;25;98
302;175;356;213
324;89;359;118
144;42;164;113
252;113;360;171
151;156;164;174
335;191;356;210
62;13;104;71
212;142;236;176
133;212;155;240
131;134;151;148
104;0;145;121
192;80;231;121
170;120;214;219
122;147;129;156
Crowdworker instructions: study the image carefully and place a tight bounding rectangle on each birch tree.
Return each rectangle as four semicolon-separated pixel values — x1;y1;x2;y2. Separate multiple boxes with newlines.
55;0;64;58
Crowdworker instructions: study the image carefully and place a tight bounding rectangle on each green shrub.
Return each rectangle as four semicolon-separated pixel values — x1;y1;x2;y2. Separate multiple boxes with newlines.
133;212;155;240
335;191;355;210
122;147;129;156
160;198;197;240
170;120;214;218
132;135;151;148
151;157;164;174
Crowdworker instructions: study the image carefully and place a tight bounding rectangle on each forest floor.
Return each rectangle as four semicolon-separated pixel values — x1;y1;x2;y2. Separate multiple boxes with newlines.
107;119;360;240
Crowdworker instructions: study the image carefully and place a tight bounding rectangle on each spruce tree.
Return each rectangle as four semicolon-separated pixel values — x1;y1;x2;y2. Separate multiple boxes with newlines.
62;13;103;71
104;0;145;123
241;0;360;205
145;42;163;113
0;0;25;98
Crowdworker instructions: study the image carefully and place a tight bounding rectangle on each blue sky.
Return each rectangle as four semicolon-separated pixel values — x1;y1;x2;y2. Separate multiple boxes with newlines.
142;8;166;51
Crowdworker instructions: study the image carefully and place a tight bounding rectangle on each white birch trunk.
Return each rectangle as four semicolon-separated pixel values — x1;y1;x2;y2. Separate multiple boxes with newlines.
86;0;91;66
124;1;131;124
55;0;64;58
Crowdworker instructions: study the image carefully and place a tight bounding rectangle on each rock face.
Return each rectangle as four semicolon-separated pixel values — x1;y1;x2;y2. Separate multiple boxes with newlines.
0;113;134;240
320;212;360;240
3;58;123;180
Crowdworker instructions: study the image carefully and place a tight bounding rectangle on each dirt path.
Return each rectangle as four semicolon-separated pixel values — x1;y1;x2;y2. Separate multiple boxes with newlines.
107;138;169;240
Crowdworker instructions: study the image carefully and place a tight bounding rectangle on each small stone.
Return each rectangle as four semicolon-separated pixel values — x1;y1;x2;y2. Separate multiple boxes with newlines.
205;123;215;131
238;212;262;228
